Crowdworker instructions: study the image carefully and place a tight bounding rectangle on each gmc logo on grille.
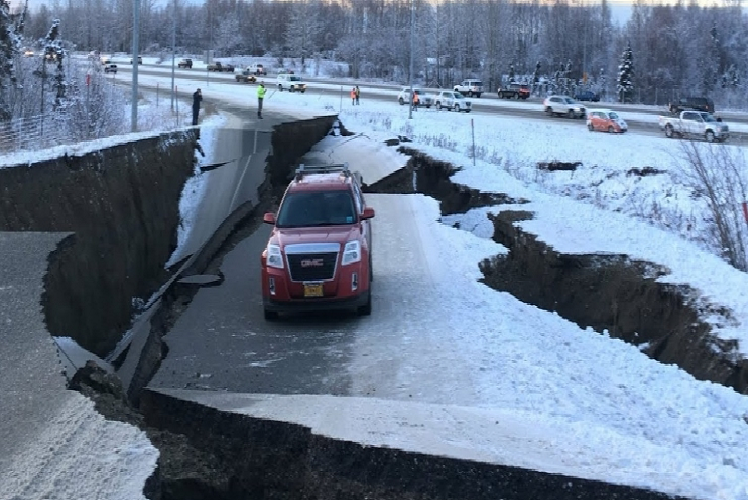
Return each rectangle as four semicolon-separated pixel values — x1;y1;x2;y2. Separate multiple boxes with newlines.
300;258;324;268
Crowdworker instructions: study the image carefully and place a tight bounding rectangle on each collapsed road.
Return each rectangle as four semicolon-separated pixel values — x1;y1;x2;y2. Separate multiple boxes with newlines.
3;95;745;500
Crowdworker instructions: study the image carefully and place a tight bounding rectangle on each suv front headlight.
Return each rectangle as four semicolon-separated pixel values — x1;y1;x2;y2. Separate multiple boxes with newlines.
341;240;361;265
266;244;284;269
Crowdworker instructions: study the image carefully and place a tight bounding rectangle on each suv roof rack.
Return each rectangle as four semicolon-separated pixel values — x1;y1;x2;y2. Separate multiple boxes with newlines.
295;163;350;181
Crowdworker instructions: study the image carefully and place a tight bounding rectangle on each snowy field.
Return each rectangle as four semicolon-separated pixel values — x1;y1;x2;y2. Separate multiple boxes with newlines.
3;63;748;500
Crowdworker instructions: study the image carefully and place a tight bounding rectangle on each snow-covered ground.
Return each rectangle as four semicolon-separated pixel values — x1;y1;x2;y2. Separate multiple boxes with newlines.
4;62;748;500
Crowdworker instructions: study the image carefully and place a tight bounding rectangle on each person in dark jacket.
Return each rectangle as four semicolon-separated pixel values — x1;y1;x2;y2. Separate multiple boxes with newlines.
192;88;202;125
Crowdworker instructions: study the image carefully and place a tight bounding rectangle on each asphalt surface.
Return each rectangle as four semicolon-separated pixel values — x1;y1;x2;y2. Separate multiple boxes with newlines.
149;221;361;395
148;129;405;397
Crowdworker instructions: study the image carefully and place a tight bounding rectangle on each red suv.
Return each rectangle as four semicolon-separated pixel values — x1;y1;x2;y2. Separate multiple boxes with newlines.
261;164;375;320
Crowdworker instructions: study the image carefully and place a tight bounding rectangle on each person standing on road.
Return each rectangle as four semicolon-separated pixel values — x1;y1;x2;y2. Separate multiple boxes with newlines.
355;85;360;105
350;87;356;105
257;83;266;119
412;91;419;111
192;88;202;125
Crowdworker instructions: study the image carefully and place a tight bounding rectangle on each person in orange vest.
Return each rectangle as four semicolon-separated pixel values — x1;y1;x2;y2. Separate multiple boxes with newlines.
351;87;356;105
412;91;420;111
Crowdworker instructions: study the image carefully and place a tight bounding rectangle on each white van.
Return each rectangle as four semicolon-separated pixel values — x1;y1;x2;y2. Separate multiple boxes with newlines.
276;73;307;93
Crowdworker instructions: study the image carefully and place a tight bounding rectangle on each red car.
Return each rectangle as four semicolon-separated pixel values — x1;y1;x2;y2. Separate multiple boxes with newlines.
586;108;628;133
260;163;375;320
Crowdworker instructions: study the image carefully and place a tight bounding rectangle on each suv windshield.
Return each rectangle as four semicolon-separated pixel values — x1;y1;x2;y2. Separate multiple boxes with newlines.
276;190;357;228
290;76;302;81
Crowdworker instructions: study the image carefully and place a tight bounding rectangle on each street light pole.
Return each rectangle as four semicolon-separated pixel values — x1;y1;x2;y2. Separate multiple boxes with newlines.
170;0;176;111
408;0;414;119
131;0;140;132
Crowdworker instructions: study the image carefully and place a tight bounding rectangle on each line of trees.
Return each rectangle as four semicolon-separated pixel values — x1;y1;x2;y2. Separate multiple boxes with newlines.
7;0;748;107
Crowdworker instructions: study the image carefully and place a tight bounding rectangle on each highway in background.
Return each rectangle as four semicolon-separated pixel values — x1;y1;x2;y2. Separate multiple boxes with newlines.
114;62;748;143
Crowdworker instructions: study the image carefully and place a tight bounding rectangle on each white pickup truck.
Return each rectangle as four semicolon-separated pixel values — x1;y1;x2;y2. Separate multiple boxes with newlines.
658;110;729;142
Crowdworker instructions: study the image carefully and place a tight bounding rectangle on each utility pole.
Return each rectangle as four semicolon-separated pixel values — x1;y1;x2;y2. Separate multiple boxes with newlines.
171;0;176;111
408;0;414;119
435;0;439;87
131;0;140;132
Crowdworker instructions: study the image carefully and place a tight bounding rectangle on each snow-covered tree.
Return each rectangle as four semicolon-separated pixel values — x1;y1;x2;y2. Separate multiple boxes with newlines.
40;19;68;109
617;41;634;103
285;0;322;67
213;17;242;57
0;0;22;120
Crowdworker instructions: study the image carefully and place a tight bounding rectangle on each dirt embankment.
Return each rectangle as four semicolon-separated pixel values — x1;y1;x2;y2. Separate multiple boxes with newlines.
483;210;748;394
0;130;199;356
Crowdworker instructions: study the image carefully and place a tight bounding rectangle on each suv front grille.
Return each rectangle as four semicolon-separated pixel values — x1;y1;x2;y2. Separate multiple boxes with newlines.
287;252;338;282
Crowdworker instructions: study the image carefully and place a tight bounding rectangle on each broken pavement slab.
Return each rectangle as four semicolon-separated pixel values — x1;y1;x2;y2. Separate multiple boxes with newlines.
142;387;686;500
0;232;157;500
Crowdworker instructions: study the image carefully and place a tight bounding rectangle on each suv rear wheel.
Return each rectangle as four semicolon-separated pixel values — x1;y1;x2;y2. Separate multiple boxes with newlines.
264;309;278;321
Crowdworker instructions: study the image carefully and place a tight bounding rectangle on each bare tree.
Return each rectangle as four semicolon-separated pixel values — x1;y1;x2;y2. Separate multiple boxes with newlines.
676;141;748;271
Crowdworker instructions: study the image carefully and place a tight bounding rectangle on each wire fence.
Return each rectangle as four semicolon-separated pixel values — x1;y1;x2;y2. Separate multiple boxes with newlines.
0;103;193;156
0;114;75;154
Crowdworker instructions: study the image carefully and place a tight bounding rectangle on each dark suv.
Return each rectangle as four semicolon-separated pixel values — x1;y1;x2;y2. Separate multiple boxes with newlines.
669;97;715;114
498;83;530;99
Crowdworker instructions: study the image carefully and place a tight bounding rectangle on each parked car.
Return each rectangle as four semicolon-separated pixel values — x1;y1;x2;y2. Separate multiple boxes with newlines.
177;58;193;69
276;73;307;92
453;79;484;98
498;83;530;99
434;91;472;112
586;108;627;133
543;95;586;118
658;110;728;142
260;163;374;320
130;56;142;64
668;96;715;114
235;69;257;83
574;90;600;102
397;87;433;108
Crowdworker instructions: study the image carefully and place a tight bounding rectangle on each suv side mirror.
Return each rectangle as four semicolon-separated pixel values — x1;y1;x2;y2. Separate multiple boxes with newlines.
263;212;276;224
361;207;375;220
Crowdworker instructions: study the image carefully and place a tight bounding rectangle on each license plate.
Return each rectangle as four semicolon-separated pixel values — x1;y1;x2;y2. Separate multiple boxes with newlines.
303;283;324;298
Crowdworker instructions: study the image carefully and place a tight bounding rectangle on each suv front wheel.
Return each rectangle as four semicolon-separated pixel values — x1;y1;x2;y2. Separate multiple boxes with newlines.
356;290;372;316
